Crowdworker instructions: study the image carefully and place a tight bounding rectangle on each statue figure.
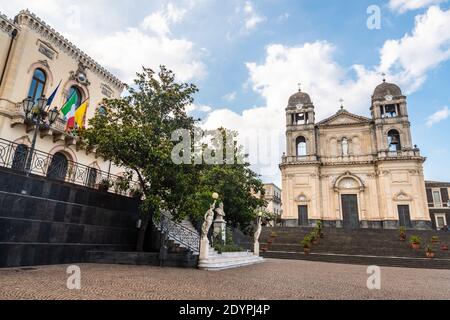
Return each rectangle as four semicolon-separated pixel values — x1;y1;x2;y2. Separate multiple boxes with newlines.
215;202;226;221
342;138;349;156
201;201;216;239
254;215;262;243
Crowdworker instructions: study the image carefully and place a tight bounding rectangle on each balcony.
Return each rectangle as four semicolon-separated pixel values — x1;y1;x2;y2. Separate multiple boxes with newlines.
0;138;139;196
5;102;78;144
377;149;424;160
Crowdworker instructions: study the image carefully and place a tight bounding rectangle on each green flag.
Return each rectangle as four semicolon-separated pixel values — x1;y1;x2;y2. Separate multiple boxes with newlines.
60;92;77;118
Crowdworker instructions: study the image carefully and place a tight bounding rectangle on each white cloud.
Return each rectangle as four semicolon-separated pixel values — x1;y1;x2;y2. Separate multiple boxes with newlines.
379;6;450;91
243;1;266;30
223;92;237;102
389;0;448;13
141;3;187;37
186;104;212;113
203;6;450;184
426;106;450;127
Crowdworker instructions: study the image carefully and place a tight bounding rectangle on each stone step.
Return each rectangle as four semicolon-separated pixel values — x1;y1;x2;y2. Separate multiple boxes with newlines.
262;251;450;270
198;255;264;271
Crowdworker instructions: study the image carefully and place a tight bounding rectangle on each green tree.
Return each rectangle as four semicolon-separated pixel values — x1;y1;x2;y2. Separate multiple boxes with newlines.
81;66;200;251
81;66;266;251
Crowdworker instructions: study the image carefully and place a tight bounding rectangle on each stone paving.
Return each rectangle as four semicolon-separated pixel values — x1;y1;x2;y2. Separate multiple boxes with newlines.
0;259;449;300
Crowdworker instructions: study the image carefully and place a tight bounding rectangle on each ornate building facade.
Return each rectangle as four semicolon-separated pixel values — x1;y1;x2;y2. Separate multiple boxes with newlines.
0;10;128;191
280;81;431;229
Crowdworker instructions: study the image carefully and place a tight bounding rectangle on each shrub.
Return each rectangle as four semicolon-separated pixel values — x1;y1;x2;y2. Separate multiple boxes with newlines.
301;235;312;249
409;235;421;245
214;244;244;253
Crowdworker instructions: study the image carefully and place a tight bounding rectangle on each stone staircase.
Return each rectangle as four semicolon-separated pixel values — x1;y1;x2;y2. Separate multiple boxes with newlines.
198;247;264;271
260;227;450;269
155;213;265;270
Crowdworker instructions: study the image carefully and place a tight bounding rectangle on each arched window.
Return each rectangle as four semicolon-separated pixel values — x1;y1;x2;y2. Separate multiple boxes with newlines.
47;152;69;181
27;69;46;103
388;130;401;152
68;86;83;108
11;144;29;172
342;138;349;156
296;136;307;156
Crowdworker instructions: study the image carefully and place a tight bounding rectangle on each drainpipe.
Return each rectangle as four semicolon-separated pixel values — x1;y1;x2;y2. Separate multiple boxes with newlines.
0;28;18;90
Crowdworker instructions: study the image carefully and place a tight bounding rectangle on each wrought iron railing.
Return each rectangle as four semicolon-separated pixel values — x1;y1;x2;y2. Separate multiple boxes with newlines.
153;212;200;254
0;138;139;196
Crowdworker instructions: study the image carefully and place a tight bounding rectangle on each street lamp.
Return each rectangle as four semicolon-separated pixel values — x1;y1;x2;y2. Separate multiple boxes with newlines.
21;95;59;176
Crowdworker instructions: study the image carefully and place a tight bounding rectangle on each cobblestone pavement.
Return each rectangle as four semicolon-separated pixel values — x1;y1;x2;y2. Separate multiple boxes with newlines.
0;259;449;300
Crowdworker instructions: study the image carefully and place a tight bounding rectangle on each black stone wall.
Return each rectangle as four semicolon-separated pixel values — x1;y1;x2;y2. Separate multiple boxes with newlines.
0;167;140;268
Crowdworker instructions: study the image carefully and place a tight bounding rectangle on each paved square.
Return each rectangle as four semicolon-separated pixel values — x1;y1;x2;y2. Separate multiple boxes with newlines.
0;259;449;300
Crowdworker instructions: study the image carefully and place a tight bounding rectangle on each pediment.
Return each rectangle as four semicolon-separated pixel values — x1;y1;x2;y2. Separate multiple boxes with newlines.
317;110;371;127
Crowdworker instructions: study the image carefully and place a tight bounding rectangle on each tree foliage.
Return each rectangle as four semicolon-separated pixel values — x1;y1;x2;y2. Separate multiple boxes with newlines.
81;66;266;249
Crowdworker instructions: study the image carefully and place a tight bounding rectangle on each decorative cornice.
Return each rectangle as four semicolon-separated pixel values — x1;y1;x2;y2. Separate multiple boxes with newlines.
14;10;124;91
0;11;20;36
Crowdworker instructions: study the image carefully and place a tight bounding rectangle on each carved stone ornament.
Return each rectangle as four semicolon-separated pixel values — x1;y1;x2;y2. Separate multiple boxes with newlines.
70;62;91;86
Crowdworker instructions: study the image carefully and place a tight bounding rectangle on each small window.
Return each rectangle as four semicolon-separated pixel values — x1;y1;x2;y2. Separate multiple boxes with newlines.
435;214;447;229
433;190;442;207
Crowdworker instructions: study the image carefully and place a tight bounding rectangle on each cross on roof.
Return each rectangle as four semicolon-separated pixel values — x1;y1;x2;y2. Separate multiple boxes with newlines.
339;98;344;109
381;72;386;82
297;83;302;92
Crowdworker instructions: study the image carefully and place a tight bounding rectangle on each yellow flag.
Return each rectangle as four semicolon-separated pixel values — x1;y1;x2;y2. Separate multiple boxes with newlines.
74;99;88;128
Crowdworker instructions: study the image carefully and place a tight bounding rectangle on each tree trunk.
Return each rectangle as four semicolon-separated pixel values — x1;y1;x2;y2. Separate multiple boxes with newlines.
136;214;150;252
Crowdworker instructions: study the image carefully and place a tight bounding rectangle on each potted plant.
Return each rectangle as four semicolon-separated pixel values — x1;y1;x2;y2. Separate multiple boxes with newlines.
431;236;440;244
425;245;435;259
98;178;112;192
441;243;449;251
409;235;422;250
316;221;324;238
310;231;318;244
399;227;406;241
301;235;312;255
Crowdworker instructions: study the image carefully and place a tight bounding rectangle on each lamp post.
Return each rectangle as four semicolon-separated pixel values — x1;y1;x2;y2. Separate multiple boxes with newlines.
21;95;59;176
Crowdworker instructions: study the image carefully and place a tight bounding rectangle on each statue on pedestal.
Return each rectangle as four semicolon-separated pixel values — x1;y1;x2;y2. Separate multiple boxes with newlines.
215;202;226;221
253;213;263;256
201;201;216;240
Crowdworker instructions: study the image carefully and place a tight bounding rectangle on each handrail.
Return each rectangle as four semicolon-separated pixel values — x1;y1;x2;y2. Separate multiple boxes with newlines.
0;137;139;196
153;212;200;254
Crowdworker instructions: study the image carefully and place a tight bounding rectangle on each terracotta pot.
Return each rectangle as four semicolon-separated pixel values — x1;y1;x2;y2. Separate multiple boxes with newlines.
432;240;439;244
304;248;310;255
441;245;449;251
426;252;435;259
399;234;406;241
411;243;420;250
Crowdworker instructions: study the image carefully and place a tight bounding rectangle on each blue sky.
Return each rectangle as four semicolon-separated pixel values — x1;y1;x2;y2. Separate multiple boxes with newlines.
2;0;450;185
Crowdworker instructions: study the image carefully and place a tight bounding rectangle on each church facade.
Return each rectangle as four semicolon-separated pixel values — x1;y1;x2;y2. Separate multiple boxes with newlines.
280;81;431;230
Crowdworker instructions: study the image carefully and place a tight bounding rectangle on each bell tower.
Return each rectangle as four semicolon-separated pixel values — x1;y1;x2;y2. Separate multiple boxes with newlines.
371;79;413;154
285;88;316;160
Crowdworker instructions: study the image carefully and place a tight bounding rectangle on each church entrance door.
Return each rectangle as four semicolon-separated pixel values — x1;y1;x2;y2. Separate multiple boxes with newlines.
298;205;308;226
341;194;359;229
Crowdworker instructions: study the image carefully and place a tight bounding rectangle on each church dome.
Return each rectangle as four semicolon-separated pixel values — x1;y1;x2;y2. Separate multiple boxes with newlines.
372;81;402;100
288;90;312;107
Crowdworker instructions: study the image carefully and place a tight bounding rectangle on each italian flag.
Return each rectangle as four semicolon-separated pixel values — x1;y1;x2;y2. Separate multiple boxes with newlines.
61;92;78;131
